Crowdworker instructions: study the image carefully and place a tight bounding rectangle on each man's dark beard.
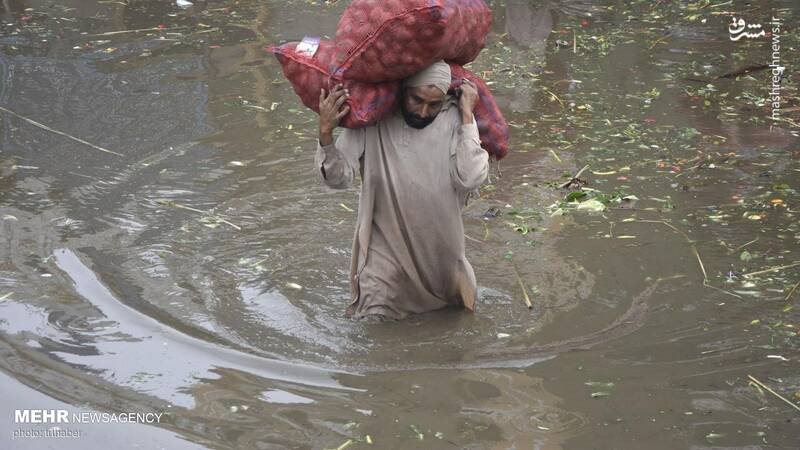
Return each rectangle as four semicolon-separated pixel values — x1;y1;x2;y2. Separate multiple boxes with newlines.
401;102;436;129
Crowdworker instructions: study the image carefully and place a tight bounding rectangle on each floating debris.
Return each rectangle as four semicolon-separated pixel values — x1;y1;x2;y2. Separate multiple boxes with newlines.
409;424;424;441
156;199;241;231
747;375;800;413
0;106;122;156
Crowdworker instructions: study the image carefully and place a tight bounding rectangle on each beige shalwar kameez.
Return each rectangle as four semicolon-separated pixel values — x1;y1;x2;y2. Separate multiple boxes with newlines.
314;96;489;320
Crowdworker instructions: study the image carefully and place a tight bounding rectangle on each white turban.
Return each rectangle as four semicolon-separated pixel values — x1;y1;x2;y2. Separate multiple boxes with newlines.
403;61;451;95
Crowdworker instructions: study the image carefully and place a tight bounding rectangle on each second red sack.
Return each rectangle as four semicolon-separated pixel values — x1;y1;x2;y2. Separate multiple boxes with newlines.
449;65;510;160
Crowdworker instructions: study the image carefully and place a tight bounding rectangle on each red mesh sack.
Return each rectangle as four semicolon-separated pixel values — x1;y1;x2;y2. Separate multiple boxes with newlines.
334;0;492;82
449;65;509;160
268;41;399;128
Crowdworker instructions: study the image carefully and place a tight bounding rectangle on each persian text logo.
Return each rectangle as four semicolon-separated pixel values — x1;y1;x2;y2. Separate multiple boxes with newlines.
728;17;765;41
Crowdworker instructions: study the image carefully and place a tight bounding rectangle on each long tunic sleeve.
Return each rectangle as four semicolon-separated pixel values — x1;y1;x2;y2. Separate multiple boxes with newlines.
314;128;366;190
449;117;489;195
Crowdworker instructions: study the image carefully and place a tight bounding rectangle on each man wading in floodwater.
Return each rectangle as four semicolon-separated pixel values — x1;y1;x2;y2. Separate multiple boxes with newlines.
315;61;489;321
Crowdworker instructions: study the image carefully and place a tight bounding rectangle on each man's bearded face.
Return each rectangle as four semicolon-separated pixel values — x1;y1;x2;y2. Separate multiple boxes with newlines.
401;86;445;129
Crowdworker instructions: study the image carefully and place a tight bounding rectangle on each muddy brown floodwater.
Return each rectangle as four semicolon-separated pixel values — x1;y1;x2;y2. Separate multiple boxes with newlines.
1;0;799;449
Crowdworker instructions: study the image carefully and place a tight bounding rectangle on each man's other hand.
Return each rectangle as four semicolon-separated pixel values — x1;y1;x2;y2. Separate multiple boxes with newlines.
319;84;350;146
457;79;478;124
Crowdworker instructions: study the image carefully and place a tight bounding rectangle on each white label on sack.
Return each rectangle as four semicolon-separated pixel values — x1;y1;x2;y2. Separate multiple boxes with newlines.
296;36;320;58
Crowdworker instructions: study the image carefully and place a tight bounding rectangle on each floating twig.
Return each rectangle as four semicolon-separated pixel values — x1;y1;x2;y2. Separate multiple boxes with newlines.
325;439;354;450
464;233;484;244
703;281;742;299
512;264;533;309
649;32;671;50
541;87;565;108
0;106;122;156
88;26;186;37
684;64;769;82
633;219;691;242
718;64;769;79
736;237;759;250
708;1;734;8
742;261;800;279
572;28;577;54
560;164;590;189
709;7;759;16
629;219;742;297
784;280;800;303
243;104;270;112
156;199;241;231
692;246;708;282
747;375;800;413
